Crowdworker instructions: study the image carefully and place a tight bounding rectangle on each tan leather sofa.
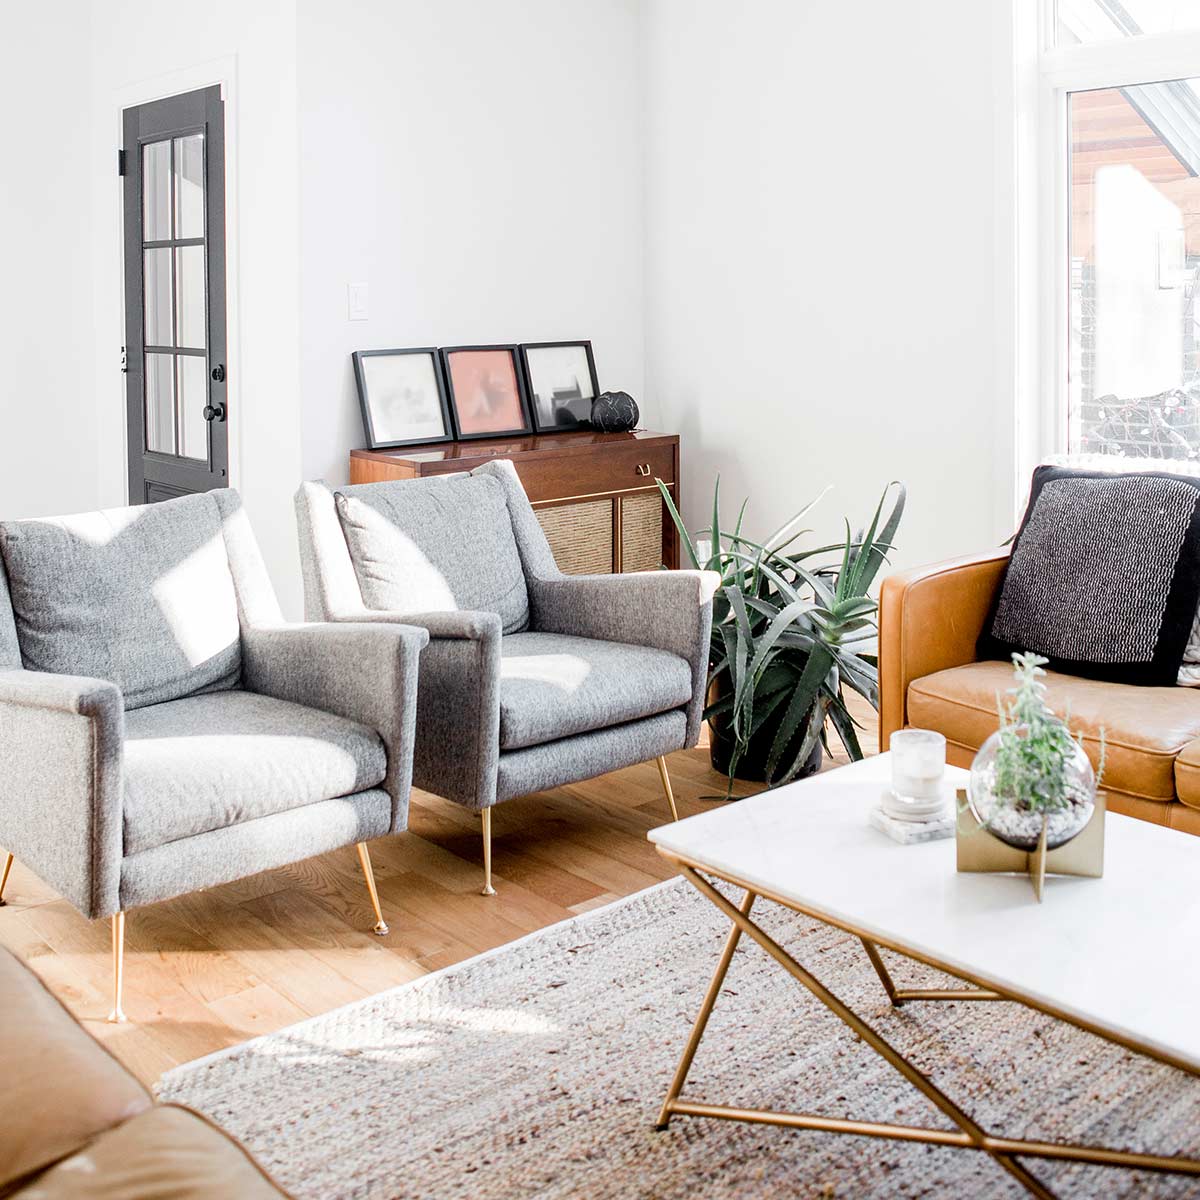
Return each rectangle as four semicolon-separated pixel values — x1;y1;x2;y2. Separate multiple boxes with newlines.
0;946;287;1199
880;551;1200;837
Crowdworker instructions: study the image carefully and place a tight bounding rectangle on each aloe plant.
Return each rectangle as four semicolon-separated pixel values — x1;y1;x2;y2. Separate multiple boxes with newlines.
658;477;905;790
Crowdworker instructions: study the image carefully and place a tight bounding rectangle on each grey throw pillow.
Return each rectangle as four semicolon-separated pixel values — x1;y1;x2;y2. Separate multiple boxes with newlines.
979;465;1200;686
0;493;242;709
335;474;530;633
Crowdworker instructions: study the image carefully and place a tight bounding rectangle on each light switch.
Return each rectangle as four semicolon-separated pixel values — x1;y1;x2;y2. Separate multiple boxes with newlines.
347;283;369;321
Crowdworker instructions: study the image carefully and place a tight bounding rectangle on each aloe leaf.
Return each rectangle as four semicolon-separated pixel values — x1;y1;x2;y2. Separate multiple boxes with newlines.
826;695;864;761
764;646;831;781
656;478;703;571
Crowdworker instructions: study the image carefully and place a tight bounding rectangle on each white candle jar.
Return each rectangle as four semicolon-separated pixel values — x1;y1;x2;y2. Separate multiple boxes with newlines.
884;729;948;822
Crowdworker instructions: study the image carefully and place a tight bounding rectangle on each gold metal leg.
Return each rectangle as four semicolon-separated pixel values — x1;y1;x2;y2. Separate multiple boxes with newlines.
107;912;127;1024
656;756;680;822
355;842;389;936
0;852;13;907
659;865;1200;1197
656;888;755;1129
481;808;496;897
860;937;1002;1007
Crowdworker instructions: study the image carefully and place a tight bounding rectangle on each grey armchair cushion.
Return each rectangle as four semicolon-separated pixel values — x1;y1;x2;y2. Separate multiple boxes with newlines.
498;632;693;750
0;494;241;710
334;474;530;633
123;690;386;854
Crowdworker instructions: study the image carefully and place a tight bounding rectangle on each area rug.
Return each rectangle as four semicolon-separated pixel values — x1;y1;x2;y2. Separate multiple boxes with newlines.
158;878;1200;1199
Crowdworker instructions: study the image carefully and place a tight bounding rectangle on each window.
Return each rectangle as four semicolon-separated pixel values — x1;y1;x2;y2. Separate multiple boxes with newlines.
1057;0;1200;45
1038;2;1200;463
1068;79;1200;457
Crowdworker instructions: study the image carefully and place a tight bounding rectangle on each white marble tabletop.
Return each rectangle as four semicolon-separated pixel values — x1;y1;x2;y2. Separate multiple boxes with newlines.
649;754;1200;1073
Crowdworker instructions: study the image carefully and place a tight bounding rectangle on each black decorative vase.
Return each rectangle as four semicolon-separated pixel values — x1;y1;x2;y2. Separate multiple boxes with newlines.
590;390;640;433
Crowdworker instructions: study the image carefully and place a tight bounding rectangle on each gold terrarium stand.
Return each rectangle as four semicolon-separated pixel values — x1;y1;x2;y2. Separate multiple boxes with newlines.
956;790;1106;902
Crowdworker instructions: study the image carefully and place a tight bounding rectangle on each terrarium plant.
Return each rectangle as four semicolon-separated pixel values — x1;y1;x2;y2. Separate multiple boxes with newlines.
968;652;1103;850
658;477;905;793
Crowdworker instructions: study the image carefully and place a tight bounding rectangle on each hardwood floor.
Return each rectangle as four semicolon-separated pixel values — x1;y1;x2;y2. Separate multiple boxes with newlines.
0;711;877;1086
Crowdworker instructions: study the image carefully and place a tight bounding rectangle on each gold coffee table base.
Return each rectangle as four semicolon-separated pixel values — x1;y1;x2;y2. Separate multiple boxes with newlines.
655;856;1200;1200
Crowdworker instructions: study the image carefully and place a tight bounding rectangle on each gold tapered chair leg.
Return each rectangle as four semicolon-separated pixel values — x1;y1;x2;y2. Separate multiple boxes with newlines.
355;842;389;936
0;852;13;907
656;756;680;822
481;807;496;897
108;912;127;1024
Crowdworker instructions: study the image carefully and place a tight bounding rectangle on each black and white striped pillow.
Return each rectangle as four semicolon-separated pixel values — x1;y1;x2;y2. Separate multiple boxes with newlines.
979;465;1200;686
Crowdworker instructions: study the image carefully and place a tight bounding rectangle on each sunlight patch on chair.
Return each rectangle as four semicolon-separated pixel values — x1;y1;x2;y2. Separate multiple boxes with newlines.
152;534;240;667
500;653;591;693
52;505;144;547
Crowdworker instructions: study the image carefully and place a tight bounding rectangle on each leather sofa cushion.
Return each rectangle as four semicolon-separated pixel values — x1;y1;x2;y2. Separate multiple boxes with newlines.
908;660;1200;803
123;690;386;854
0;947;150;1196
335;474;530;633
1174;739;1200;812
0;493;241;710
12;1106;287;1199
499;632;693;750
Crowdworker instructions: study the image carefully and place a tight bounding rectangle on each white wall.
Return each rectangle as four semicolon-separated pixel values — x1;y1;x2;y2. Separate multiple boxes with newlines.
88;0;305;613
0;1;98;519
295;0;645;485
642;0;1017;569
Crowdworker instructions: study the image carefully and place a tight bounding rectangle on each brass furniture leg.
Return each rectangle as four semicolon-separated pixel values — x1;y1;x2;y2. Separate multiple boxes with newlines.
355;842;389;936
657;861;1200;1199
108;912;127;1024
656;756;680;822
481;807;496;897
0;852;13;907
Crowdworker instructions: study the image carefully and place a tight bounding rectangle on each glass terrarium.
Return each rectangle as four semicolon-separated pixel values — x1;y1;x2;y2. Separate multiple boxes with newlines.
968;725;1096;850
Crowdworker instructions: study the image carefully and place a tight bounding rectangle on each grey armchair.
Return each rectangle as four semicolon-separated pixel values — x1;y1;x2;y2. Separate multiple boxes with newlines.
295;460;717;894
0;489;426;1022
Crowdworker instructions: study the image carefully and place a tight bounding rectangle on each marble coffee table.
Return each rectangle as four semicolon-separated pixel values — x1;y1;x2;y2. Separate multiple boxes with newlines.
648;753;1200;1198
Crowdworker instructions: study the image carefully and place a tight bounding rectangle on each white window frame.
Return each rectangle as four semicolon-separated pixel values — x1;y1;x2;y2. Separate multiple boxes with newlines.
1025;6;1200;483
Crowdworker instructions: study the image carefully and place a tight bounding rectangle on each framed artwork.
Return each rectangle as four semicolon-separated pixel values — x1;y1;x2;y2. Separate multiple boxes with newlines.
352;348;453;449
519;341;599;432
440;345;533;440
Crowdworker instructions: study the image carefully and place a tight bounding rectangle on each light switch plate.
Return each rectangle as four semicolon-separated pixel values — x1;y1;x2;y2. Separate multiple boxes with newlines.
347;283;369;321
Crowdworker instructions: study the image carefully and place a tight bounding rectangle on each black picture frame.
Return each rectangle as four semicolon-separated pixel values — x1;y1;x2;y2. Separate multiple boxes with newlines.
519;340;600;433
439;344;534;440
352;347;454;449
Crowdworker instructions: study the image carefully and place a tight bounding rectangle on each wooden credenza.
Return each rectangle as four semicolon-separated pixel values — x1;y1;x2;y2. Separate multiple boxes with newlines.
349;430;680;573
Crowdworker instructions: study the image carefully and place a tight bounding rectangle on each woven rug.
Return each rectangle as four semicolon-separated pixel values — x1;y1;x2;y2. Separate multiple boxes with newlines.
158;879;1200;1199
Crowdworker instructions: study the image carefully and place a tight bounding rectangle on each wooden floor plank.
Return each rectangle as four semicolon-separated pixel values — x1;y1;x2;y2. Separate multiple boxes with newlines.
0;704;878;1085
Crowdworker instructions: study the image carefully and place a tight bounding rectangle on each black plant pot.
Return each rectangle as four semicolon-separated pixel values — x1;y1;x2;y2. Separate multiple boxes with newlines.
708;717;823;785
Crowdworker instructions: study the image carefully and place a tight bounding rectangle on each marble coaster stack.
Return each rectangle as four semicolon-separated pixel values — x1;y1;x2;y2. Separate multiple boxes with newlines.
869;796;955;844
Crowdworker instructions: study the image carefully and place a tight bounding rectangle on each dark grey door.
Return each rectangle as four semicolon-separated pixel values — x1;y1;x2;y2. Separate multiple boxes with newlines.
122;87;227;503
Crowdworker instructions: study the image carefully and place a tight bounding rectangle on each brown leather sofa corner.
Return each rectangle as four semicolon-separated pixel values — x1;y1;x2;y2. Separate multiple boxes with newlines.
0;946;287;1200
879;550;1200;835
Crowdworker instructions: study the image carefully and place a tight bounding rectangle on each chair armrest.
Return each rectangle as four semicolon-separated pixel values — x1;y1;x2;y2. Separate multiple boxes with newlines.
316;609;506;809
528;570;719;748
0;670;124;918
241;623;429;832
878;551;1009;750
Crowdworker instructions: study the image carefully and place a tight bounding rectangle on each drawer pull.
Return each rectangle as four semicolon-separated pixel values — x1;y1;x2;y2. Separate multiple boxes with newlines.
635;462;652;476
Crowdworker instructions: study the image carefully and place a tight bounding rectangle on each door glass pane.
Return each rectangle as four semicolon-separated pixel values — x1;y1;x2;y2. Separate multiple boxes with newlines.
175;246;206;348
143;249;173;346
178;355;209;462
174;134;205;239
1057;0;1200;45
142;140;171;240
144;353;176;454
1069;80;1200;460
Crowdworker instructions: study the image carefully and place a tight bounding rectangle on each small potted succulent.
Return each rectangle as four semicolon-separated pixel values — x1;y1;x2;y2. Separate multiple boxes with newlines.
967;652;1103;850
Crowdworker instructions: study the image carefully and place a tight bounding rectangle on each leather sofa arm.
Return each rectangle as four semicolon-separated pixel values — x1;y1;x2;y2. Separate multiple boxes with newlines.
878;551;1008;750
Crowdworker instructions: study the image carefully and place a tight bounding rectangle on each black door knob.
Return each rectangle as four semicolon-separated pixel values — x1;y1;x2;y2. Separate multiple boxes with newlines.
202;402;226;423
211;364;226;383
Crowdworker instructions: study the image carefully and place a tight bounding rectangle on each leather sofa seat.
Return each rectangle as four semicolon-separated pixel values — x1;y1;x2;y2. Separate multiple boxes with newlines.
908;660;1200;805
0;946;285;1199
